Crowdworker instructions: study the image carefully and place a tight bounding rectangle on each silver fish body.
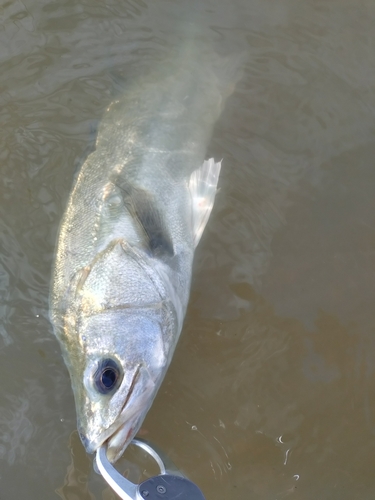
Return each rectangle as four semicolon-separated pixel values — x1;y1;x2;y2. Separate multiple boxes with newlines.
50;49;240;462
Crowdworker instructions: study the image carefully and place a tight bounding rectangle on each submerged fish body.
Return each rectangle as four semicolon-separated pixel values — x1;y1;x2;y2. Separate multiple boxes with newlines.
51;49;240;462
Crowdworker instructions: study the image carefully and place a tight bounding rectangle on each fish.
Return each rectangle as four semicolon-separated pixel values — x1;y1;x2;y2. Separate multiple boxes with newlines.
50;46;242;463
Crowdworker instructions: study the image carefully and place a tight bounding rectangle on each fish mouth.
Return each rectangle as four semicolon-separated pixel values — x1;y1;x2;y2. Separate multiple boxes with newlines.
105;414;143;462
104;365;144;463
81;364;156;461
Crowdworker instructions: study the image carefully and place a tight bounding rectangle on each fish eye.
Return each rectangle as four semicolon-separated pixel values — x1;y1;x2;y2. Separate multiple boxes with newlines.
93;358;122;394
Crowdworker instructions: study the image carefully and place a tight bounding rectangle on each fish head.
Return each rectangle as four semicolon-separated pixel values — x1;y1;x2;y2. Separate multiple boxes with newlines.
65;305;177;462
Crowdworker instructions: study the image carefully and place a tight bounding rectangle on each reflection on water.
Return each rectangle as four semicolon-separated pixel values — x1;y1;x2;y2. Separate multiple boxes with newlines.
1;0;375;498
0;390;34;465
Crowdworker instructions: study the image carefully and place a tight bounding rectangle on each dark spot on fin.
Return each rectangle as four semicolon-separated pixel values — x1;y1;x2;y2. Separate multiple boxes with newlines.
115;180;174;257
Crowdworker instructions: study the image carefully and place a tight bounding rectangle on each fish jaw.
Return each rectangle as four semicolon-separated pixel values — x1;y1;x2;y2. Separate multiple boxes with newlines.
106;413;144;463
77;361;159;460
105;364;157;462
81;407;145;462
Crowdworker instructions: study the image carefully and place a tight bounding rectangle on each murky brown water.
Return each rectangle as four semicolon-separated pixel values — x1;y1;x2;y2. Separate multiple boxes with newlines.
1;0;375;498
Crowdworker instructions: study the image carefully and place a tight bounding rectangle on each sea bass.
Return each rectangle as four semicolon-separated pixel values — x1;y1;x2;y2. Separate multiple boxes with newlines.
50;48;241;463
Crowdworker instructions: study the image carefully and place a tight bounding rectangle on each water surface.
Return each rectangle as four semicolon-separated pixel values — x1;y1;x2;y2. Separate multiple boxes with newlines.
1;0;375;498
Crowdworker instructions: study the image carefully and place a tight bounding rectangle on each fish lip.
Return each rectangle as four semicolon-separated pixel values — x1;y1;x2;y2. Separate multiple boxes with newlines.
105;417;140;463
81;409;128;455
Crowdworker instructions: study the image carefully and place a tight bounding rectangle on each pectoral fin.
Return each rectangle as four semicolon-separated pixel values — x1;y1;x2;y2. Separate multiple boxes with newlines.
189;158;222;247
